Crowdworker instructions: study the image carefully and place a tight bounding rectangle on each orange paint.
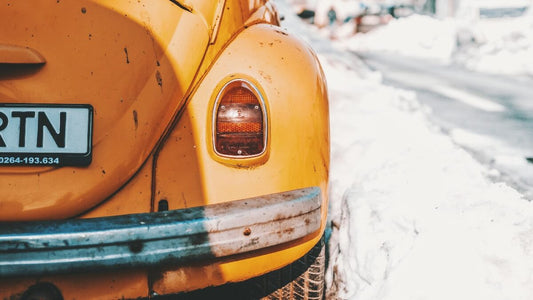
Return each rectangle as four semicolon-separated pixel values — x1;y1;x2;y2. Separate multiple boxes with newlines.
0;0;329;298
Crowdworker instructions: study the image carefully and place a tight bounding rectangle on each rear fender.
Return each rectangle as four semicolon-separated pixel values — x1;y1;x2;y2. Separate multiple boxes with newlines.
152;23;329;293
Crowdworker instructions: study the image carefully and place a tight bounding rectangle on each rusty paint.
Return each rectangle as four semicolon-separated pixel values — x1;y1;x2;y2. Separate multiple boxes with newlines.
258;70;271;83
133;110;138;129
156;70;163;88
283;228;295;235
123;47;129;64
243;227;251;236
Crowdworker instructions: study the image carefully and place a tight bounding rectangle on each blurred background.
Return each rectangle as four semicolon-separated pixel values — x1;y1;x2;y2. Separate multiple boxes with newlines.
279;1;533;299
287;0;533;199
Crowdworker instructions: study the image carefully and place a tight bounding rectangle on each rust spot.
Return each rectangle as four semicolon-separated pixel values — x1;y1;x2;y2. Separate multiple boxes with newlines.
124;47;130;64
275;29;288;36
102;169;106;174
81;7;87;14
283;228;295;235
133;110;138;129
258;70;272;83
243;227;252;236
305;218;311;225
156;70;163;89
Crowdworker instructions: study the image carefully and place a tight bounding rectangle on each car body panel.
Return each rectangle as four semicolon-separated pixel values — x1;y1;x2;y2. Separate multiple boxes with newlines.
0;0;329;298
151;23;329;291
0;0;209;220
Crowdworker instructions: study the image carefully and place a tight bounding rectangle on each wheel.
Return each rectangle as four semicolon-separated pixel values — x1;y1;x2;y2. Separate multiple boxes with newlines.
160;236;326;300
255;236;326;300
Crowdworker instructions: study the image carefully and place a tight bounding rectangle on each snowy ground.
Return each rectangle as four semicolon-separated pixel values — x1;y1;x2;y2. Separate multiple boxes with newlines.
338;5;533;77
277;1;533;299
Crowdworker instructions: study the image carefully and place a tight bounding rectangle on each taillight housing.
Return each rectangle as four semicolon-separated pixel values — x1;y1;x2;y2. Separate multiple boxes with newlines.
213;79;267;158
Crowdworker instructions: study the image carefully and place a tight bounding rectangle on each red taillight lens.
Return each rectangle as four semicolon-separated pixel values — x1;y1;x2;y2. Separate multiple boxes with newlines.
214;80;266;157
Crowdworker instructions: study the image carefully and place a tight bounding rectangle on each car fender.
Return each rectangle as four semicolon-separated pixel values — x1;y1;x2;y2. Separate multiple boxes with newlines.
152;23;329;292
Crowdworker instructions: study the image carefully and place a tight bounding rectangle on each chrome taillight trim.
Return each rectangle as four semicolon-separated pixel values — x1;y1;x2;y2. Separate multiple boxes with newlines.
212;78;268;159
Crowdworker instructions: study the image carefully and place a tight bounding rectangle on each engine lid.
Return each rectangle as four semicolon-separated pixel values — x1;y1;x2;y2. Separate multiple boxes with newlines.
0;0;210;220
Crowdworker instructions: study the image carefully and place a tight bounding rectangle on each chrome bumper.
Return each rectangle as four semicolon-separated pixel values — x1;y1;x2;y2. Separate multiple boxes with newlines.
0;187;321;277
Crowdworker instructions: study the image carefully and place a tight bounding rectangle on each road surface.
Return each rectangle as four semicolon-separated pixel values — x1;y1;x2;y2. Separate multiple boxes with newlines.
358;52;533;199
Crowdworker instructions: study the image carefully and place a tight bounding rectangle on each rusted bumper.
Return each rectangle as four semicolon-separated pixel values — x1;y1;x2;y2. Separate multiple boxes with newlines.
0;187;321;277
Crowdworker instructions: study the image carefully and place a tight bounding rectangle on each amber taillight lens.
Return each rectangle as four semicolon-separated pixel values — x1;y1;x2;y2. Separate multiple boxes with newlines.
214;80;266;157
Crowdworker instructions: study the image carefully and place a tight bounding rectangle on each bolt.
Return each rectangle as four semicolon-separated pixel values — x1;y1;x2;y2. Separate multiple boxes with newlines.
243;227;252;236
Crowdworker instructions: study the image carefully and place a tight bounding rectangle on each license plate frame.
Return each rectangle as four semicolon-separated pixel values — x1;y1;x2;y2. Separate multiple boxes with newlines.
0;104;93;166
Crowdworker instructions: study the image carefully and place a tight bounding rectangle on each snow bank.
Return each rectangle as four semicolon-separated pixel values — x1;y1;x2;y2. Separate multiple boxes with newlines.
343;14;457;63
276;1;533;299
322;54;533;298
455;14;533;76
334;7;533;77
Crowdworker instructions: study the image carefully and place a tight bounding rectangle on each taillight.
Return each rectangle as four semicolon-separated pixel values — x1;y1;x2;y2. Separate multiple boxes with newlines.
213;79;267;157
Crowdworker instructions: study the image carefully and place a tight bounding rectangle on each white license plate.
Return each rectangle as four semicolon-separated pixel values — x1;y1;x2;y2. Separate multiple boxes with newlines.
0;104;93;166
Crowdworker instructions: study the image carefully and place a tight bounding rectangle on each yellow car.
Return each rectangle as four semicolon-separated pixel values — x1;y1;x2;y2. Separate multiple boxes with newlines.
0;0;329;299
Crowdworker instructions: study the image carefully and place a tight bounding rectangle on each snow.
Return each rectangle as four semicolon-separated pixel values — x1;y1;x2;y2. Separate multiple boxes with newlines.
333;3;533;77
344;14;457;63
275;1;533;299
322;54;533;299
455;11;533;77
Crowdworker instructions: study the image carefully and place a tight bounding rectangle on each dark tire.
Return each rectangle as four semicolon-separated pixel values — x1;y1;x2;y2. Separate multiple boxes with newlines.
255;237;325;300
159;237;326;300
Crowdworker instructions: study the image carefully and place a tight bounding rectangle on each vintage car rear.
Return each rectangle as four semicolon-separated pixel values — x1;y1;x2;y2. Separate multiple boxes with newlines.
0;0;329;299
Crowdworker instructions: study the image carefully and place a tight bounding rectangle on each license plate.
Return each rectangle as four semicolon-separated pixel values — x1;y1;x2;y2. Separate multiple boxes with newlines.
0;104;93;166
